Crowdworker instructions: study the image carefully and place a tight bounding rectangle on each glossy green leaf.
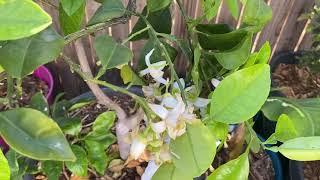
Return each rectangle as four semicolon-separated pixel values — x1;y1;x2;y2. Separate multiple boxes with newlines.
59;2;85;35
207;151;249;180
273;114;299;142
66;145;88;177
152;163;192;180
210;64;271;124
30;92;49;115
262;97;320;136
278;137;320;161
120;65;145;85
170;121;216;177
147;0;171;12
213;34;252;69
206;121;228;143
201;0;222;21
0;150;10;180
138;39;177;70
241;0;272;32
85;140;108;175
42;161;63;180
0;108;75;161
5;150;23;180
60;0;85;16
94;35;133;71
88;0;125;25
226;0;239;19
0;0;52;40
0;28;64;78
130;7;172;41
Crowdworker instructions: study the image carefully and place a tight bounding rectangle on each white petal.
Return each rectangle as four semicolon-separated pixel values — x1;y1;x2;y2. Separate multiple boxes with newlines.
151;121;166;134
141;161;159;180
142;86;154;97
155;77;168;85
211;78;221;88
148;104;169;119
149;69;164;79
140;68;150;76
193;98;210;108
173;78;185;90
145;49;155;66
130;139;146;160
216;141;221;147
150;61;167;70
161;95;178;108
166;96;185;126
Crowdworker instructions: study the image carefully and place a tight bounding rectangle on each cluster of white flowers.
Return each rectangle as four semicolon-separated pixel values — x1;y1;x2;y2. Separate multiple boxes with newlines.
129;49;216;180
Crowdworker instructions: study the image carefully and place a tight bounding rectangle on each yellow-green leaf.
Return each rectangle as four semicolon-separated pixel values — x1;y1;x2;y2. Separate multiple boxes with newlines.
0;150;10;180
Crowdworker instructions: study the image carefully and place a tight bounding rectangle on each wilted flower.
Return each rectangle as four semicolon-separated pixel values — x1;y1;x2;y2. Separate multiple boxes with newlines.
130;137;147;160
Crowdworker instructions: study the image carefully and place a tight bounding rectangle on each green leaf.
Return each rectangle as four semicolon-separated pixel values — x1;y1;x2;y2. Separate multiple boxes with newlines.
210;64;271;124
0;0;52;41
5;150;23;180
0;65;4;73
68;101;93;111
66;145;88;177
192;45;202;92
262;97;320;136
201;0;222;21
88;0;125;25
152;163;192;180
277;137;320;161
213;34;252;69
206;121;228;142
273;114;299;142
147;0;171;12
130;7;172;41
241;0;272;32
120;65;145;85
59;118;82;136
226;0;239;19
170;121;216;177
59;2;85;35
94;35;133;71
0;150;10;180
30;92;49;115
138;39;177;70
207;151;249;180
243;41;271;69
85;111;117;146
0;28;64;78
60;0;85;16
0;108;75;161
42;161;63;180
85;140;108;175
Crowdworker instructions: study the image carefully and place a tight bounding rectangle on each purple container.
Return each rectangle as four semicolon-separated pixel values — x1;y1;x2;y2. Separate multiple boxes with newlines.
0;65;54;153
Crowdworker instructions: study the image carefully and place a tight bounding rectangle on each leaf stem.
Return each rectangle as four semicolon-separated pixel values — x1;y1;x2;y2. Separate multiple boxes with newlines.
121;26;150;45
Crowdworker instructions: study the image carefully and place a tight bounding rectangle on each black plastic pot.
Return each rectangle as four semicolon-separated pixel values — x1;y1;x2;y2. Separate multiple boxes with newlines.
254;51;305;180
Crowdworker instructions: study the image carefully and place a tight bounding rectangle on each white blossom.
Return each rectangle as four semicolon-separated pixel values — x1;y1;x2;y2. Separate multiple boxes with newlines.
211;78;221;88
130;138;147;160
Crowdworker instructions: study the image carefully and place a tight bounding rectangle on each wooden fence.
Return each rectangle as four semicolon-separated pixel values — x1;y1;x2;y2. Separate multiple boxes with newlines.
40;0;316;98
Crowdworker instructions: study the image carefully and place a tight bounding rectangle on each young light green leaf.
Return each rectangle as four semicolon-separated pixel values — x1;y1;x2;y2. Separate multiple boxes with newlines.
85;140;108;175
0;28;64;78
152;163;192;180
170;121;216;177
88;0;125;25
94;35;133;72
30;92;49;115
0;150;10;180
147;0;171;12
242;41;271;68
201;0;222;21
206;121;228;142
42;161;63;180
0;108;75;161
0;65;4;73
120;65;145;85
59;118;82;136
210;64;271;124
65;145;88;177
0;0;52;40
207;151;249;180
278;136;320;161
130;7;172;41
59;2;85;35
241;0;272;32
273;114;299;142
60;0;85;16
226;0;239;19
